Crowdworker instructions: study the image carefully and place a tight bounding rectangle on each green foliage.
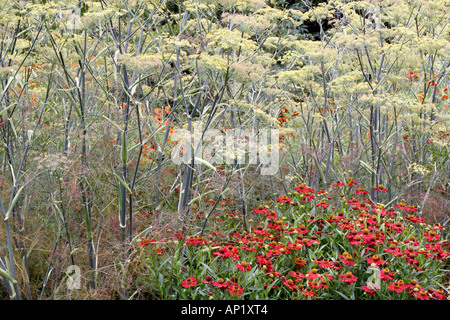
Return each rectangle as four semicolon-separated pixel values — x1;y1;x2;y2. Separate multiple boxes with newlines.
0;0;448;300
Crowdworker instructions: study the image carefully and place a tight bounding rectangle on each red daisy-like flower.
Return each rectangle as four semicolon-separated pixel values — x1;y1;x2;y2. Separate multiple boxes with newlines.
172;232;186;239
314;258;334;269
316;200;330;208
404;214;425;224
384;244;403;257
290;271;305;281
308;279;328;290
373;184;388;192
276;195;292;203
367;254;384;266
424;231;440;242
305;268;321;281
296;224;310;235
287;241;303;251
212;278;229;289
300;237;320;247
294;184;313;194
354;187;369;195
302;288;317;297
267;210;278;219
388;280;406;293
338;271;358;284
332;181;345;187
181;277;197;288
185;236;207;245
385;221;405;232
346;177;357;187
338;253;356;266
213;245;240;259
412;288;432;300
203;275;213;285
433;288;447;300
253;205;269;215
294;257;307;268
139;237;155;247
227;283;244;295
379;268;395;281
362;285;378;295
282;278;297;291
235;261;252;272
347;197;360;206
302;192;315;201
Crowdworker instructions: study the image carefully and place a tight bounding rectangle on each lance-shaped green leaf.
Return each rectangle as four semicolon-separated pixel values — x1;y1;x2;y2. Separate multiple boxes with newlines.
4;186;24;221
194;157;217;171
113;172;132;194
121;130;128;166
0;267;17;284
0;103;16;116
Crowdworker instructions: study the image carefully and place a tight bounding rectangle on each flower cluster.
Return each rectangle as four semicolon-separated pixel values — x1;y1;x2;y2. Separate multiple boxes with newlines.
162;182;449;300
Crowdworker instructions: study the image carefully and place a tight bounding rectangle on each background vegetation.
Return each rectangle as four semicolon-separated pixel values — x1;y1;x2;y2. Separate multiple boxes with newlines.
0;0;448;300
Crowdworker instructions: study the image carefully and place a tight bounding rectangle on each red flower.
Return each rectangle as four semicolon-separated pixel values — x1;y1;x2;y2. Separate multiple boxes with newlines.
433;289;447;300
235;261;252;272
287;241;303;251
203;275;213;285
212;278;229;289
367;254;384;266
338;271;358;284
181;277;197;288
300;237;320;247
395;203;418;213
213;245;240;259
305;268;320;281
294;257;307;268
282;278;297;291
346;177;357;187
332;181;345;187
276;195;292;203
267;210;278;219
308;279;328;289
185;236;207;245
296;225;310;235
412;288;432;300
384;243;403;257
302;192;315;201
227;283;244;295
295;184;313;194
172;232;186;239
355;188;369;195
254;205;269;215
388;281;406;293
290;271;305;281
316;200;330;208
373;184;388;192
424;231;440;242
140;237;155;247
362;285;378;295
338;253;356;266
379;268;395;281
301;288;317;297
314;258;334;269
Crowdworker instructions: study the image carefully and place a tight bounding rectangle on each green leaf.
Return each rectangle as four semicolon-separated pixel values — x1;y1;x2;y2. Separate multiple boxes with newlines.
359;160;376;174
0;267;17;284
4;186;24;221
121;131;128;166
0;104;16;117
113;172;132;194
